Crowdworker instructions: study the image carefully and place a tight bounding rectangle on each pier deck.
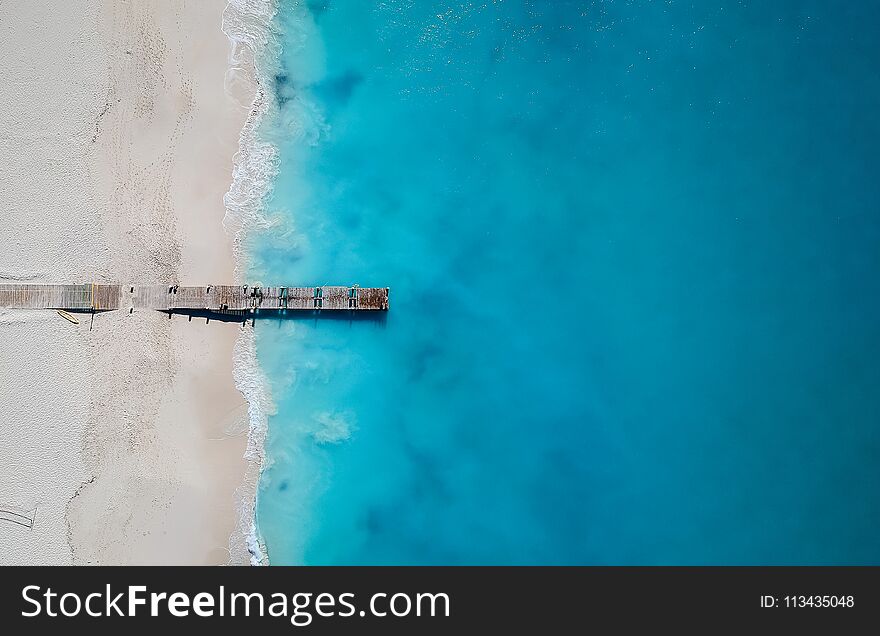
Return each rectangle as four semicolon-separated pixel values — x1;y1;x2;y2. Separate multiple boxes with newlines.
0;284;389;313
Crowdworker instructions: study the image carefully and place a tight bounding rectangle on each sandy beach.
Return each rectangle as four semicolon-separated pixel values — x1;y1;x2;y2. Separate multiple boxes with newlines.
0;0;255;564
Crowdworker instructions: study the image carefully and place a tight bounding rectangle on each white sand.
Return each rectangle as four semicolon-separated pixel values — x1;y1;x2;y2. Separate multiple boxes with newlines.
0;0;256;564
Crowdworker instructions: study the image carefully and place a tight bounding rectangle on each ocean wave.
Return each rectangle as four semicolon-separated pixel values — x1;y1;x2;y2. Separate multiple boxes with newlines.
222;0;284;279
221;0;279;567
231;325;276;565
222;0;333;566
232;325;276;463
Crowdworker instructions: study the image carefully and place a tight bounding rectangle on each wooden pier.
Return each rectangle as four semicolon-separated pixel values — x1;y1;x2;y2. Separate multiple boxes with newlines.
0;284;389;313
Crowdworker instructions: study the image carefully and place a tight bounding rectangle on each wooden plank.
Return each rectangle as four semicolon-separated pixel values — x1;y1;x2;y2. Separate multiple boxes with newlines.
357;287;389;310
260;286;284;309
287;287;315;309
92;284;120;310
321;286;349;310
213;285;248;310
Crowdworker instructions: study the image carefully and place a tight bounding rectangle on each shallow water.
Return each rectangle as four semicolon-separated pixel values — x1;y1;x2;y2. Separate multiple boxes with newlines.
248;0;880;564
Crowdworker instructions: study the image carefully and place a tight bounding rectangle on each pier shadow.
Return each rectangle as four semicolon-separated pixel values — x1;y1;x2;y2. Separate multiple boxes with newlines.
169;308;388;328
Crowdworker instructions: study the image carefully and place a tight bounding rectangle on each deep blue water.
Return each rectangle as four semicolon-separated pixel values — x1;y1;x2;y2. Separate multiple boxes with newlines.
249;0;880;564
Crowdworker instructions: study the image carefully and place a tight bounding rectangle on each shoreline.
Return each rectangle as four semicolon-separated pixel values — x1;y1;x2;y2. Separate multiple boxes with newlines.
0;0;256;564
222;0;280;566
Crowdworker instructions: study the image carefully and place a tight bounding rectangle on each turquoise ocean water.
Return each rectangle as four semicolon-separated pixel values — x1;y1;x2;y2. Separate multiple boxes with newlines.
244;0;880;564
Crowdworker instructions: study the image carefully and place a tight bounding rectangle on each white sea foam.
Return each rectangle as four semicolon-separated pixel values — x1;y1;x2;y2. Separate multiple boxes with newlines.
221;0;280;567
231;325;275;565
221;0;333;566
232;325;275;464
222;0;282;283
312;410;357;445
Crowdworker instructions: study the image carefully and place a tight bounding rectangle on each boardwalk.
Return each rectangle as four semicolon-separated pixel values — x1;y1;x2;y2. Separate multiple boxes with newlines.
0;284;389;313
